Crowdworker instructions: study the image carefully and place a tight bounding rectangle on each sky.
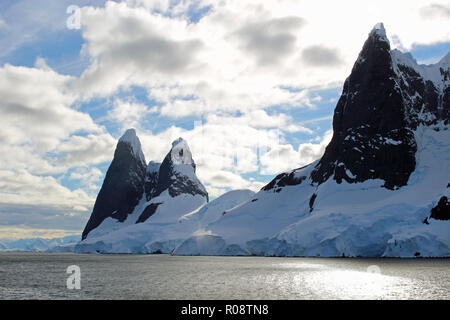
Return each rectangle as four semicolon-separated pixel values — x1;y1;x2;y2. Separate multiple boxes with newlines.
0;0;449;240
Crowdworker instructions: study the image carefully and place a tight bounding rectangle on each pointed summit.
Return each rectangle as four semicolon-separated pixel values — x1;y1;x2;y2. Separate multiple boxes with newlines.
118;128;146;166
136;138;208;224
369;22;387;40
81;129;147;240
310;23;416;189
155;138;208;200
170;137;194;165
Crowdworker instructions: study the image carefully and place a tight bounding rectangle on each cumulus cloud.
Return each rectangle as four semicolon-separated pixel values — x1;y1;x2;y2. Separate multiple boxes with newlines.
69;167;104;191
301;45;344;67
420;3;450;19
0;61;115;237
54;133;116;169
0;64;93;149
70;0;450;120
76;2;206;97
0;62;115;172
260;130;333;175
106;99;158;131
131;112;327;195
0;169;93;231
233;16;305;65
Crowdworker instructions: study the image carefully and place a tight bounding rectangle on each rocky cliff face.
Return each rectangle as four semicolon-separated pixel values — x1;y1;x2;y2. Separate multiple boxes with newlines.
155;138;208;200
82;129;146;240
144;161;160;201
264;23;449;192
136;138;209;224
82;132;208;239
310;23;444;190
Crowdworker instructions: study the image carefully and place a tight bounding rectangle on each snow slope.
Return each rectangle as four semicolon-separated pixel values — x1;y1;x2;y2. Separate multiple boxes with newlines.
172;24;450;258
174;126;450;257
75;189;255;254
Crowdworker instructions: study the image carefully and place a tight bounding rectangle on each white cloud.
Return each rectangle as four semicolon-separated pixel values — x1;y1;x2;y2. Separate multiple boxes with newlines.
0;169;94;232
260;130;333;175
0;63;98;150
106;99;158;131
54;133;116;169
69;167;104;191
132;114;329;194
0;226;80;241
73;0;450;119
0;61;116;237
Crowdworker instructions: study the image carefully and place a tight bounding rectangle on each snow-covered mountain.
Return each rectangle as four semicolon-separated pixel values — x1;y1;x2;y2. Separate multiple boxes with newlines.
81;128;147;240
81;131;209;240
0;242;8;250
173;23;450;257
74;23;449;257
76;132;257;253
0;235;80;252
75;188;255;254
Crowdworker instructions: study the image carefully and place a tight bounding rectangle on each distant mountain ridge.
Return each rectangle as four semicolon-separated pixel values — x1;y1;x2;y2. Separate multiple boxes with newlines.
0;235;79;252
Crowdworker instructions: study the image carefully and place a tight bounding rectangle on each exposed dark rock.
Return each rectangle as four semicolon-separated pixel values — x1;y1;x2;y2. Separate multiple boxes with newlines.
82;133;209;238
430;196;450;221
136;203;162;224
144;161;160;201
310;24;418;190
154;138;208;201
262;165;309;191
82;130;147;240
309;193;317;212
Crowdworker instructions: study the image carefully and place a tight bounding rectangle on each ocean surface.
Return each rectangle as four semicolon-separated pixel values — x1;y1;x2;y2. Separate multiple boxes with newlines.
0;252;448;299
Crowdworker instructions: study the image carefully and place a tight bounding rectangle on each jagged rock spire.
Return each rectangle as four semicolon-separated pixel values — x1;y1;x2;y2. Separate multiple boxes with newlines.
154;137;208;200
310;23;417;189
81;129;147;240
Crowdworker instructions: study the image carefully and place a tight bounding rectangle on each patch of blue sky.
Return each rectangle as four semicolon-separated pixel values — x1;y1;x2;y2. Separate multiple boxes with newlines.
411;41;450;65
268;86;341;145
60;162;109;194
151;0;212;23
2;29;88;76
0;0;105;71
186;2;212;23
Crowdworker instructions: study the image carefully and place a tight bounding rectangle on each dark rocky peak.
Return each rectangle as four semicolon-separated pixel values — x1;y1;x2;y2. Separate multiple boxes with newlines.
118;128;146;166
310;23;417;190
261;24;449;194
81;128;147;240
154;137;208;201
